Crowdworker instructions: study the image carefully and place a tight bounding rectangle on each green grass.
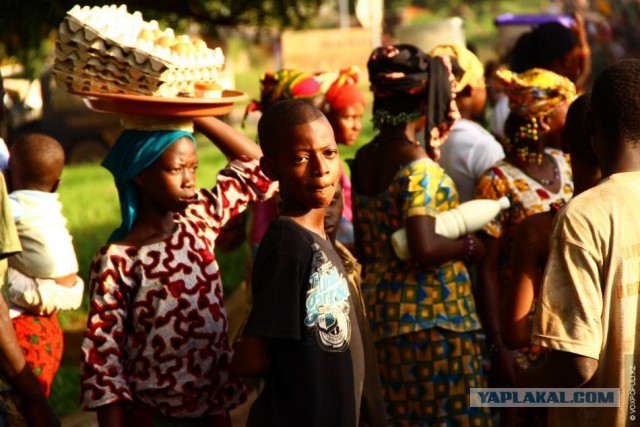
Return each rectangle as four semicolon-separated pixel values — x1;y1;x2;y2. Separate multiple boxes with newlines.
49;366;82;418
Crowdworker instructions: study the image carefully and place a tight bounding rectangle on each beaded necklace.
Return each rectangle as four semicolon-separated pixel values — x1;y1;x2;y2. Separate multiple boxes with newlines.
525;154;560;186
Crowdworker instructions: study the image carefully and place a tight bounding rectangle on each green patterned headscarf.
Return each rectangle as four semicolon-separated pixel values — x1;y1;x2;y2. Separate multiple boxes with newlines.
242;69;322;126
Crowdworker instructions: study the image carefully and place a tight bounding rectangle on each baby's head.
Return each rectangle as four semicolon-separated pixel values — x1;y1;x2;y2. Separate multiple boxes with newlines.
9;133;65;192
258;99;341;213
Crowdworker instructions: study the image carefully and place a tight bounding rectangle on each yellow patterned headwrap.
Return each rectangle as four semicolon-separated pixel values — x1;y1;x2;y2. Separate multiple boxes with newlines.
497;68;577;119
430;44;485;92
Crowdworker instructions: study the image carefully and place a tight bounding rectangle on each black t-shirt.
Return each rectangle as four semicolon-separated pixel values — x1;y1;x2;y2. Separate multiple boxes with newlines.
244;216;364;427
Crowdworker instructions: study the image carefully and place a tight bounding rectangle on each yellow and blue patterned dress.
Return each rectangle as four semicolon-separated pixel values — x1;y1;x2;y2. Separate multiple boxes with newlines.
353;157;490;426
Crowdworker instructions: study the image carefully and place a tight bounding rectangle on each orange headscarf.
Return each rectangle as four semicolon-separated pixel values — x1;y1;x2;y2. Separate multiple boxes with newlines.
323;66;366;113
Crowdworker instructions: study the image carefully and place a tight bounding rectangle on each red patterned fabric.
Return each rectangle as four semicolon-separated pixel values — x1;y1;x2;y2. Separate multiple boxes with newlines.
324;66;366;113
81;158;277;418
11;313;63;397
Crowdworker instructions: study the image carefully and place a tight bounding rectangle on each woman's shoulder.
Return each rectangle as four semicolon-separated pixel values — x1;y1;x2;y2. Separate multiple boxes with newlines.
401;156;441;173
352;139;444;197
93;240;150;260
355;141;434;173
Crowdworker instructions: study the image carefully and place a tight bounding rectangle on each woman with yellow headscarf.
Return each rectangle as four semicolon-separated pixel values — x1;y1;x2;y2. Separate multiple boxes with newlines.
473;67;576;424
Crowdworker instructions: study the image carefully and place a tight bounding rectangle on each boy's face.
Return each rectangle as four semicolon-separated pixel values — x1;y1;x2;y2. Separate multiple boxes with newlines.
136;137;198;213
266;116;341;212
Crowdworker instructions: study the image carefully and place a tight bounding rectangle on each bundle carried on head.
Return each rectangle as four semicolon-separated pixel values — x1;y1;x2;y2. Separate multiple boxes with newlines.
53;4;225;98
498;68;576;119
243;69;322;126
322;66;366;114
497;67;576;163
429;44;486;92
367;44;460;156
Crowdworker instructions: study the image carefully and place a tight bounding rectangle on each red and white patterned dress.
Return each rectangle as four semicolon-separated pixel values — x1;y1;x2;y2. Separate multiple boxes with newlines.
81;158;276;418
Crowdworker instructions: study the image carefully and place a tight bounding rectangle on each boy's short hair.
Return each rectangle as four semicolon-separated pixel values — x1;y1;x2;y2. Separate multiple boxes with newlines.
591;59;640;144
257;99;325;157
10;133;65;190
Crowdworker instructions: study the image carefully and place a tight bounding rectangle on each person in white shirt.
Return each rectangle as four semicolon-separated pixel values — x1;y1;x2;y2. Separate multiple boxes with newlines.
430;44;505;202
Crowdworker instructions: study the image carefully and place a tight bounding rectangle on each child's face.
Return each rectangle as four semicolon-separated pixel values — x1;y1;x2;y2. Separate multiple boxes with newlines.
328;103;365;147
269;117;341;212
136;137;198;213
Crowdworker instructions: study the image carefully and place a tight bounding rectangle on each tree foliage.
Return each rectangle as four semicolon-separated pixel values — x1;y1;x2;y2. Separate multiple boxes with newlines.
0;0;323;77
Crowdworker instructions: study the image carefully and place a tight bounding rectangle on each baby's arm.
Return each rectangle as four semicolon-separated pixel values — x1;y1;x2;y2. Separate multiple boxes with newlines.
193;116;263;160
7;268;84;315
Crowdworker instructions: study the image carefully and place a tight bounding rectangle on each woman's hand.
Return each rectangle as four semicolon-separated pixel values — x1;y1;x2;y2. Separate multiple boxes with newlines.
406;216;486;266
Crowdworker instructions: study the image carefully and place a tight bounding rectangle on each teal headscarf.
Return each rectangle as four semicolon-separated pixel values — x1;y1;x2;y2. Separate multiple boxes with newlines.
102;129;196;243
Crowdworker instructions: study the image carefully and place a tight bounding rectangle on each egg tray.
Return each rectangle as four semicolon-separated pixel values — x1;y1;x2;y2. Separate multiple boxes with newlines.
52;66;193;98
61;5;224;69
55;42;219;86
58;18;223;75
54;4;225;98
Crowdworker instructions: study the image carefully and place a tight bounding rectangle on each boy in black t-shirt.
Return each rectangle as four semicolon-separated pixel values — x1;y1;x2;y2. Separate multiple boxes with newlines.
232;100;373;426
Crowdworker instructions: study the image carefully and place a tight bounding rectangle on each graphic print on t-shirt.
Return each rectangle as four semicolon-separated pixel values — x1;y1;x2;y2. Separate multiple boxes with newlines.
304;243;351;352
